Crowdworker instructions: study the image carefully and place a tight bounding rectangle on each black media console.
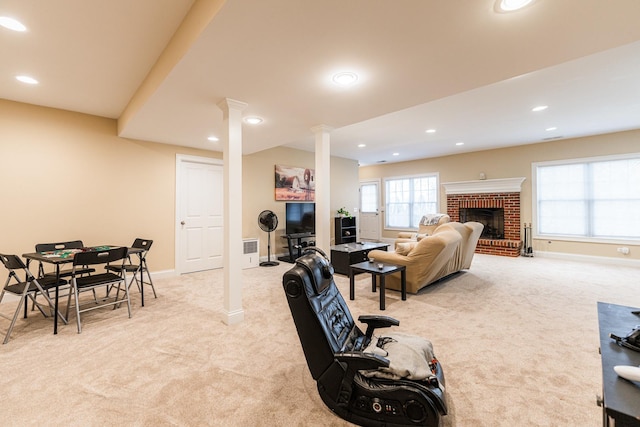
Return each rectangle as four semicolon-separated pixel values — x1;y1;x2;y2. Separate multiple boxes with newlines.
278;233;315;263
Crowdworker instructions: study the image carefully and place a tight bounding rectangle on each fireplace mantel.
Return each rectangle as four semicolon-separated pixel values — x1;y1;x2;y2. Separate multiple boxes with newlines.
442;177;526;194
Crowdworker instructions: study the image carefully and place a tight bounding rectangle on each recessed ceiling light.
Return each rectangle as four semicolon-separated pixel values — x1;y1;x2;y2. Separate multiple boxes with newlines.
357;143;366;148
392;152;399;156
456;142;465;146
496;0;534;12
244;117;263;125
332;72;358;87
16;75;38;85
532;105;548;112
207;136;219;142
545;127;557;131
425;129;436;134
0;16;26;32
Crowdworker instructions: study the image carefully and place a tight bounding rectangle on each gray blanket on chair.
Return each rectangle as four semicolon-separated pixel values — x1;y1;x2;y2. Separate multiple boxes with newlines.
420;214;445;226
361;332;438;382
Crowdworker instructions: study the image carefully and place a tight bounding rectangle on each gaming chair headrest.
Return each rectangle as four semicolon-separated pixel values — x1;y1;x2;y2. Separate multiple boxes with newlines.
295;248;334;295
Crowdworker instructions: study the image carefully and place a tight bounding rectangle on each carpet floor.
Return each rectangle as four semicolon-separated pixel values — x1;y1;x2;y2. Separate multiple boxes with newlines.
0;253;637;426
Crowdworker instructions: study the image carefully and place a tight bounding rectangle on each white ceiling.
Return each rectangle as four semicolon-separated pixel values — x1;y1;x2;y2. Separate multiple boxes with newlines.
2;0;640;166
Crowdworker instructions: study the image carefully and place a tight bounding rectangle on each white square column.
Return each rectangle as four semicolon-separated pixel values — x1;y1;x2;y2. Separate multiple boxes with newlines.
311;125;332;253
217;98;247;325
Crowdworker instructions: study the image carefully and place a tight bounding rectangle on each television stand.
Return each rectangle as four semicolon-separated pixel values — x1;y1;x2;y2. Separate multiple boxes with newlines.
278;233;315;263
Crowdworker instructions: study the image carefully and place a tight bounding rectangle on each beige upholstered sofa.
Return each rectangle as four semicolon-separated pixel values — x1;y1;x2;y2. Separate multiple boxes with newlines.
395;214;450;248
368;221;484;294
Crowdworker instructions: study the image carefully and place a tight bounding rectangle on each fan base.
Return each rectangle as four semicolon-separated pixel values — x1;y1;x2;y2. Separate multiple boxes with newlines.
260;261;280;267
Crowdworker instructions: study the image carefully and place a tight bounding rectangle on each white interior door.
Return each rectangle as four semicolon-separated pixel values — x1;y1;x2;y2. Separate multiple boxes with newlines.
176;155;224;274
359;180;381;241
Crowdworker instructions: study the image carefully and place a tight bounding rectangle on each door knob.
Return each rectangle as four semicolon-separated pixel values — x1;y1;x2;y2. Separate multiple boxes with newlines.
180;221;185;225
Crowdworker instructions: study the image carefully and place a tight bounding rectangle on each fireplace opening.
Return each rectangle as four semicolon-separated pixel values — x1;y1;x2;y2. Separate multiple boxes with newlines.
460;208;504;239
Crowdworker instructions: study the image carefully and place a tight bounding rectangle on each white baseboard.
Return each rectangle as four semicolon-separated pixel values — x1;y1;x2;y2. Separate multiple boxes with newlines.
533;250;640;267
149;269;176;279
223;308;245;325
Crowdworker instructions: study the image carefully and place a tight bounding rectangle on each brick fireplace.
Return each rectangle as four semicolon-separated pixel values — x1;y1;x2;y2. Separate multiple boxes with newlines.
443;177;525;257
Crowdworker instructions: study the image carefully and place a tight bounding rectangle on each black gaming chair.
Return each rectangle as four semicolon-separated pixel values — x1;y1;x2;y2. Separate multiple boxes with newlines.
283;248;447;427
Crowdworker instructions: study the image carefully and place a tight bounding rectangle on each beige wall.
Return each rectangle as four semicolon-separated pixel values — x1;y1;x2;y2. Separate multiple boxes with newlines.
359;129;640;261
0;99;220;271
243;146;359;258
1;99;360;270
9;96;633;264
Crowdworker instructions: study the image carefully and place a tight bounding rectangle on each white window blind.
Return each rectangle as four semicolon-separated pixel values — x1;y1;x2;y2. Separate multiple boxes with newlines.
385;174;438;228
535;155;640;240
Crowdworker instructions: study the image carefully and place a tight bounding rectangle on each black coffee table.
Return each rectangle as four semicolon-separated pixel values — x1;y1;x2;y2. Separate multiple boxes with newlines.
349;261;406;310
330;242;389;275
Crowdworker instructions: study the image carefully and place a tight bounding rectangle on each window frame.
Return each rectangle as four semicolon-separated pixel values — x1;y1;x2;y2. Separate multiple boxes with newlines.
532;153;640;244
383;172;439;231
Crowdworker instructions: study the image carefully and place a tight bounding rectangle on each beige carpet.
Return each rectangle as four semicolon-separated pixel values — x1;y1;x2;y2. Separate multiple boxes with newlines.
0;254;637;426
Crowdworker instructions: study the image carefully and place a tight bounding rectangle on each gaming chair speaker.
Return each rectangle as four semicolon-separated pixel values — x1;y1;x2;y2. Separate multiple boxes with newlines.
283;248;447;427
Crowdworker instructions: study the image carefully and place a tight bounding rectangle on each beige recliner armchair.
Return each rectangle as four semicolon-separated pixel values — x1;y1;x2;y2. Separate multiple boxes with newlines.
395;214;450;248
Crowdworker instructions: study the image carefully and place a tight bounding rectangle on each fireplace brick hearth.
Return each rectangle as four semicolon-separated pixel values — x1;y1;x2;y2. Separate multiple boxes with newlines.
443;178;525;257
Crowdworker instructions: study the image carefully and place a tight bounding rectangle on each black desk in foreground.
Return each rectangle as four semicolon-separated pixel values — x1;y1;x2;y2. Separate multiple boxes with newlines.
597;302;640;426
349;261;406;311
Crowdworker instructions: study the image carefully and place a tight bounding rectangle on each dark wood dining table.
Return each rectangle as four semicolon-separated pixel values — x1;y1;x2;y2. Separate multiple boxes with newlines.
22;245;143;335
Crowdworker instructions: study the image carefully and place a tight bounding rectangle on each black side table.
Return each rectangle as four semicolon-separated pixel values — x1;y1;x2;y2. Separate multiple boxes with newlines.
349;261;406;310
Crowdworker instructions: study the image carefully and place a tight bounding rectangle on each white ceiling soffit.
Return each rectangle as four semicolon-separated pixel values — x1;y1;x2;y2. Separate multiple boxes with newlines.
0;0;195;118
3;1;640;166
119;0;640;164
326;40;640;165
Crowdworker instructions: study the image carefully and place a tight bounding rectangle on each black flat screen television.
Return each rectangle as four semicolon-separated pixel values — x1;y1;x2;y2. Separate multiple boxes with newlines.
285;202;315;235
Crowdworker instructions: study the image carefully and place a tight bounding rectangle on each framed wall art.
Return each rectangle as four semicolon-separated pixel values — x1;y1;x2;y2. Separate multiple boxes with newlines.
274;165;315;201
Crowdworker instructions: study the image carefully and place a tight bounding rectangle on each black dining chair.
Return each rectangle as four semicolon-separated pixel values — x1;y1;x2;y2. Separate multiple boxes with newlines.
105;238;156;299
0;254;67;344
35;240;95;279
32;240;96;312
67;247;131;333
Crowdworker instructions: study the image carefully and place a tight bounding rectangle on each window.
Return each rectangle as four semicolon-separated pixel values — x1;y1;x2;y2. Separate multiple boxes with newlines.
360;183;378;213
534;154;640;241
385;174;438;229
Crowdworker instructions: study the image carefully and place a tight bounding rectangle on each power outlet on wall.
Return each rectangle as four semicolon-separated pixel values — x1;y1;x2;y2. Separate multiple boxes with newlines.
617;247;630;255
